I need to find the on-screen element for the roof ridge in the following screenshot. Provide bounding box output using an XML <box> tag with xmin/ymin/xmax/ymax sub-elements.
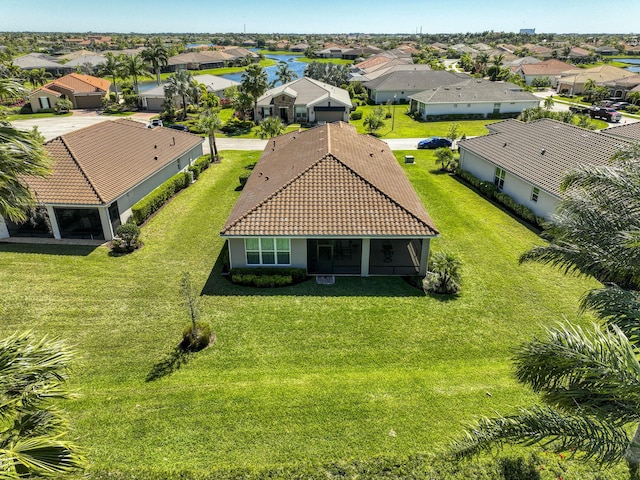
<box><xmin>59</xmin><ymin>135</ymin><xmax>105</xmax><ymax>203</ymax></box>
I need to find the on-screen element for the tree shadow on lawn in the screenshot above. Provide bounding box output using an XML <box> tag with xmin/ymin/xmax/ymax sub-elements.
<box><xmin>0</xmin><ymin>242</ymin><xmax>99</xmax><ymax>257</ymax></box>
<box><xmin>146</xmin><ymin>346</ymin><xmax>193</xmax><ymax>382</ymax></box>
<box><xmin>200</xmin><ymin>243</ymin><xmax>427</xmax><ymax>298</ymax></box>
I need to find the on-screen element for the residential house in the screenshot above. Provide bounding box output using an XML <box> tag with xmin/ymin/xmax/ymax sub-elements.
<box><xmin>0</xmin><ymin>119</ymin><xmax>203</xmax><ymax>241</ymax></box>
<box><xmin>342</xmin><ymin>46</ymin><xmax>383</xmax><ymax>60</ymax></box>
<box><xmin>166</xmin><ymin>51</ymin><xmax>232</xmax><ymax>71</ymax></box>
<box><xmin>567</xmin><ymin>47</ymin><xmax>592</xmax><ymax>62</ymax></box>
<box><xmin>458</xmin><ymin>119</ymin><xmax>633</xmax><ymax>219</ymax></box>
<box><xmin>64</xmin><ymin>54</ymin><xmax>108</xmax><ymax>73</ymax></box>
<box><xmin>220</xmin><ymin>122</ymin><xmax>439</xmax><ymax>276</ymax></box>
<box><xmin>409</xmin><ymin>79</ymin><xmax>540</xmax><ymax>120</ymax></box>
<box><xmin>140</xmin><ymin>74</ymin><xmax>240</xmax><ymax>111</ymax></box>
<box><xmin>12</xmin><ymin>53</ymin><xmax>68</xmax><ymax>75</ymax></box>
<box><xmin>603</xmin><ymin>74</ymin><xmax>640</xmax><ymax>100</ymax></box>
<box><xmin>525</xmin><ymin>44</ymin><xmax>554</xmax><ymax>59</ymax></box>
<box><xmin>255</xmin><ymin>77</ymin><xmax>352</xmax><ymax>124</ymax></box>
<box><xmin>558</xmin><ymin>65</ymin><xmax>637</xmax><ymax>95</ymax></box>
<box><xmin>315</xmin><ymin>44</ymin><xmax>350</xmax><ymax>58</ymax></box>
<box><xmin>595</xmin><ymin>45</ymin><xmax>619</xmax><ymax>56</ymax></box>
<box><xmin>29</xmin><ymin>73</ymin><xmax>111</xmax><ymax>112</ymax></box>
<box><xmin>362</xmin><ymin>69</ymin><xmax>468</xmax><ymax>104</ymax></box>
<box><xmin>516</xmin><ymin>59</ymin><xmax>574</xmax><ymax>87</ymax></box>
<box><xmin>603</xmin><ymin>122</ymin><xmax>640</xmax><ymax>142</ymax></box>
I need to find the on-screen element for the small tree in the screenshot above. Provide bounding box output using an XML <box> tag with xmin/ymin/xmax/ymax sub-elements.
<box><xmin>196</xmin><ymin>109</ymin><xmax>223</xmax><ymax>160</ymax></box>
<box><xmin>55</xmin><ymin>98</ymin><xmax>73</xmax><ymax>113</ymax></box>
<box><xmin>363</xmin><ymin>106</ymin><xmax>386</xmax><ymax>135</ymax></box>
<box><xmin>256</xmin><ymin>116</ymin><xmax>286</xmax><ymax>139</ymax></box>
<box><xmin>543</xmin><ymin>96</ymin><xmax>555</xmax><ymax>110</ymax></box>
<box><xmin>179</xmin><ymin>273</ymin><xmax>213</xmax><ymax>352</ymax></box>
<box><xmin>423</xmin><ymin>251</ymin><xmax>462</xmax><ymax>295</ymax></box>
<box><xmin>447</xmin><ymin>122</ymin><xmax>462</xmax><ymax>147</ymax></box>
<box><xmin>111</xmin><ymin>223</ymin><xmax>141</xmax><ymax>254</ymax></box>
<box><xmin>435</xmin><ymin>147</ymin><xmax>455</xmax><ymax>172</ymax></box>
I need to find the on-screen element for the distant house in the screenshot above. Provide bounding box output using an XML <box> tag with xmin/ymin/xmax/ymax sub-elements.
<box><xmin>140</xmin><ymin>74</ymin><xmax>240</xmax><ymax>111</ymax></box>
<box><xmin>341</xmin><ymin>46</ymin><xmax>383</xmax><ymax>60</ymax></box>
<box><xmin>603</xmin><ymin>122</ymin><xmax>640</xmax><ymax>142</ymax></box>
<box><xmin>408</xmin><ymin>79</ymin><xmax>539</xmax><ymax>120</ymax></box>
<box><xmin>63</xmin><ymin>54</ymin><xmax>108</xmax><ymax>72</ymax></box>
<box><xmin>516</xmin><ymin>59</ymin><xmax>574</xmax><ymax>87</ymax></box>
<box><xmin>0</xmin><ymin>119</ymin><xmax>203</xmax><ymax>241</ymax></box>
<box><xmin>29</xmin><ymin>73</ymin><xmax>111</xmax><ymax>112</ymax></box>
<box><xmin>12</xmin><ymin>53</ymin><xmax>68</xmax><ymax>75</ymax></box>
<box><xmin>314</xmin><ymin>44</ymin><xmax>350</xmax><ymax>58</ymax></box>
<box><xmin>558</xmin><ymin>65</ymin><xmax>637</xmax><ymax>95</ymax></box>
<box><xmin>167</xmin><ymin>51</ymin><xmax>232</xmax><ymax>71</ymax></box>
<box><xmin>221</xmin><ymin>122</ymin><xmax>439</xmax><ymax>276</ymax></box>
<box><xmin>595</xmin><ymin>45</ymin><xmax>619</xmax><ymax>56</ymax></box>
<box><xmin>458</xmin><ymin>119</ymin><xmax>634</xmax><ymax>219</ymax></box>
<box><xmin>256</xmin><ymin>77</ymin><xmax>352</xmax><ymax>124</ymax></box>
<box><xmin>362</xmin><ymin>69</ymin><xmax>468</xmax><ymax>104</ymax></box>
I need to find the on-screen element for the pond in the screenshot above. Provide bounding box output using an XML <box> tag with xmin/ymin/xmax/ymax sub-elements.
<box><xmin>611</xmin><ymin>58</ymin><xmax>640</xmax><ymax>73</ymax></box>
<box><xmin>221</xmin><ymin>54</ymin><xmax>307</xmax><ymax>86</ymax></box>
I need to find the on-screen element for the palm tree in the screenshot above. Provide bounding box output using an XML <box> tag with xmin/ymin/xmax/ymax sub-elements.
<box><xmin>256</xmin><ymin>116</ymin><xmax>286</xmax><ymax>139</ymax></box>
<box><xmin>273</xmin><ymin>61</ymin><xmax>297</xmax><ymax>87</ymax></box>
<box><xmin>166</xmin><ymin>69</ymin><xmax>195</xmax><ymax>120</ymax></box>
<box><xmin>196</xmin><ymin>109</ymin><xmax>222</xmax><ymax>160</ymax></box>
<box><xmin>0</xmin><ymin>331</ymin><xmax>85</xmax><ymax>477</ymax></box>
<box><xmin>475</xmin><ymin>52</ymin><xmax>490</xmax><ymax>76</ymax></box>
<box><xmin>543</xmin><ymin>95</ymin><xmax>555</xmax><ymax>110</ymax></box>
<box><xmin>120</xmin><ymin>54</ymin><xmax>150</xmax><ymax>96</ymax></box>
<box><xmin>453</xmin><ymin>323</ymin><xmax>640</xmax><ymax>479</ymax></box>
<box><xmin>142</xmin><ymin>39</ymin><xmax>169</xmax><ymax>86</ymax></box>
<box><xmin>0</xmin><ymin>79</ymin><xmax>52</xmax><ymax>223</ymax></box>
<box><xmin>27</xmin><ymin>68</ymin><xmax>51</xmax><ymax>88</ymax></box>
<box><xmin>240</xmin><ymin>64</ymin><xmax>268</xmax><ymax>122</ymax></box>
<box><xmin>99</xmin><ymin>52</ymin><xmax>123</xmax><ymax>101</ymax></box>
<box><xmin>627</xmin><ymin>91</ymin><xmax>640</xmax><ymax>106</ymax></box>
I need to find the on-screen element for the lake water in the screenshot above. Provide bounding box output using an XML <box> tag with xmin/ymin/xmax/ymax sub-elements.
<box><xmin>612</xmin><ymin>58</ymin><xmax>640</xmax><ymax>73</ymax></box>
<box><xmin>137</xmin><ymin>54</ymin><xmax>307</xmax><ymax>93</ymax></box>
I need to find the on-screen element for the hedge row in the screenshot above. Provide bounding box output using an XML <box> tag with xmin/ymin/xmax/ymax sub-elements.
<box><xmin>131</xmin><ymin>171</ymin><xmax>192</xmax><ymax>225</ymax></box>
<box><xmin>229</xmin><ymin>267</ymin><xmax>309</xmax><ymax>287</ymax></box>
<box><xmin>187</xmin><ymin>154</ymin><xmax>213</xmax><ymax>180</ymax></box>
<box><xmin>456</xmin><ymin>168</ymin><xmax>545</xmax><ymax>228</ymax></box>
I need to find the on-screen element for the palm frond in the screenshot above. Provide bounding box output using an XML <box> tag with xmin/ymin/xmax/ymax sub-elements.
<box><xmin>451</xmin><ymin>405</ymin><xmax>630</xmax><ymax>463</ymax></box>
<box><xmin>513</xmin><ymin>323</ymin><xmax>640</xmax><ymax>421</ymax></box>
<box><xmin>1</xmin><ymin>436</ymin><xmax>85</xmax><ymax>477</ymax></box>
<box><xmin>581</xmin><ymin>286</ymin><xmax>640</xmax><ymax>344</ymax></box>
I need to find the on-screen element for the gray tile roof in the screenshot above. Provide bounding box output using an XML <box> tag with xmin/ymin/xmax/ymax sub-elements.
<box><xmin>257</xmin><ymin>77</ymin><xmax>351</xmax><ymax>108</ymax></box>
<box><xmin>409</xmin><ymin>79</ymin><xmax>539</xmax><ymax>104</ymax></box>
<box><xmin>603</xmin><ymin>122</ymin><xmax>640</xmax><ymax>142</ymax></box>
<box><xmin>363</xmin><ymin>70</ymin><xmax>468</xmax><ymax>92</ymax></box>
<box><xmin>460</xmin><ymin>119</ymin><xmax>634</xmax><ymax>198</ymax></box>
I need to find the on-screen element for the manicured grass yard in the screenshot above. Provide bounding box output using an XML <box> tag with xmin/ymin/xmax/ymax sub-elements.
<box><xmin>0</xmin><ymin>150</ymin><xmax>605</xmax><ymax>477</ymax></box>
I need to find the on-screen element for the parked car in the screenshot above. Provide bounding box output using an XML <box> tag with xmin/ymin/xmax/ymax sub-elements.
<box><xmin>166</xmin><ymin>124</ymin><xmax>189</xmax><ymax>132</ymax></box>
<box><xmin>612</xmin><ymin>102</ymin><xmax>630</xmax><ymax>110</ymax></box>
<box><xmin>147</xmin><ymin>119</ymin><xmax>163</xmax><ymax>128</ymax></box>
<box><xmin>417</xmin><ymin>137</ymin><xmax>452</xmax><ymax>149</ymax></box>
<box><xmin>569</xmin><ymin>105</ymin><xmax>593</xmax><ymax>115</ymax></box>
<box><xmin>590</xmin><ymin>107</ymin><xmax>622</xmax><ymax>123</ymax></box>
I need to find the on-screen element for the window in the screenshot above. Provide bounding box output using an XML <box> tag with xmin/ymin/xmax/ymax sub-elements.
<box><xmin>493</xmin><ymin>103</ymin><xmax>501</xmax><ymax>114</ymax></box>
<box><xmin>453</xmin><ymin>103</ymin><xmax>458</xmax><ymax>108</ymax></box>
<box><xmin>466</xmin><ymin>103</ymin><xmax>471</xmax><ymax>108</ymax></box>
<box><xmin>494</xmin><ymin>167</ymin><xmax>506</xmax><ymax>189</ymax></box>
<box><xmin>245</xmin><ymin>238</ymin><xmax>290</xmax><ymax>265</ymax></box>
<box><xmin>531</xmin><ymin>186</ymin><xmax>540</xmax><ymax>202</ymax></box>
<box><xmin>295</xmin><ymin>106</ymin><xmax>307</xmax><ymax>120</ymax></box>
<box><xmin>39</xmin><ymin>97</ymin><xmax>50</xmax><ymax>109</ymax></box>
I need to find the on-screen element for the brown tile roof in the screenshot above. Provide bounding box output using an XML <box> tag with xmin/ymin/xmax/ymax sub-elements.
<box><xmin>460</xmin><ymin>119</ymin><xmax>634</xmax><ymax>198</ymax></box>
<box><xmin>28</xmin><ymin>119</ymin><xmax>203</xmax><ymax>205</ymax></box>
<box><xmin>520</xmin><ymin>59</ymin><xmax>574</xmax><ymax>75</ymax></box>
<box><xmin>43</xmin><ymin>73</ymin><xmax>111</xmax><ymax>94</ymax></box>
<box><xmin>221</xmin><ymin>123</ymin><xmax>438</xmax><ymax>237</ymax></box>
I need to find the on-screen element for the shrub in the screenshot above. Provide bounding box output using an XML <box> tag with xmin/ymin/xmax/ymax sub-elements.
<box><xmin>350</xmin><ymin>110</ymin><xmax>362</xmax><ymax>120</ymax></box>
<box><xmin>423</xmin><ymin>251</ymin><xmax>462</xmax><ymax>295</ymax></box>
<box><xmin>229</xmin><ymin>268</ymin><xmax>308</xmax><ymax>287</ymax></box>
<box><xmin>188</xmin><ymin>164</ymin><xmax>201</xmax><ymax>180</ymax></box>
<box><xmin>193</xmin><ymin>154</ymin><xmax>212</xmax><ymax>172</ymax></box>
<box><xmin>180</xmin><ymin>321</ymin><xmax>213</xmax><ymax>352</ymax></box>
<box><xmin>238</xmin><ymin>172</ymin><xmax>250</xmax><ymax>188</ymax></box>
<box><xmin>221</xmin><ymin>117</ymin><xmax>254</xmax><ymax>135</ymax></box>
<box><xmin>131</xmin><ymin>171</ymin><xmax>191</xmax><ymax>225</ymax></box>
<box><xmin>54</xmin><ymin>98</ymin><xmax>73</xmax><ymax>113</ymax></box>
<box><xmin>111</xmin><ymin>223</ymin><xmax>141</xmax><ymax>254</ymax></box>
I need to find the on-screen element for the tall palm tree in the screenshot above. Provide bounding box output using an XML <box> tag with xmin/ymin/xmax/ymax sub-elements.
<box><xmin>240</xmin><ymin>64</ymin><xmax>268</xmax><ymax>122</ymax></box>
<box><xmin>0</xmin><ymin>79</ymin><xmax>52</xmax><ymax>223</ymax></box>
<box><xmin>120</xmin><ymin>53</ymin><xmax>150</xmax><ymax>96</ymax></box>
<box><xmin>166</xmin><ymin>69</ymin><xmax>195</xmax><ymax>120</ymax></box>
<box><xmin>0</xmin><ymin>331</ymin><xmax>85</xmax><ymax>478</ymax></box>
<box><xmin>142</xmin><ymin>39</ymin><xmax>169</xmax><ymax>86</ymax></box>
<box><xmin>99</xmin><ymin>52</ymin><xmax>123</xmax><ymax>101</ymax></box>
<box><xmin>196</xmin><ymin>109</ymin><xmax>222</xmax><ymax>160</ymax></box>
<box><xmin>273</xmin><ymin>61</ymin><xmax>297</xmax><ymax>87</ymax></box>
<box><xmin>453</xmin><ymin>323</ymin><xmax>640</xmax><ymax>479</ymax></box>
<box><xmin>475</xmin><ymin>52</ymin><xmax>490</xmax><ymax>76</ymax></box>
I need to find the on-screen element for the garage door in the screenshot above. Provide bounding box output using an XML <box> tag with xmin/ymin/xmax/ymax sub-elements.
<box><xmin>315</xmin><ymin>108</ymin><xmax>345</xmax><ymax>123</ymax></box>
<box><xmin>75</xmin><ymin>95</ymin><xmax>102</xmax><ymax>109</ymax></box>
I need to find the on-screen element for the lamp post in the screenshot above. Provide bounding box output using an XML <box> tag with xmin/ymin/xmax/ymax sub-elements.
<box><xmin>392</xmin><ymin>93</ymin><xmax>397</xmax><ymax>130</ymax></box>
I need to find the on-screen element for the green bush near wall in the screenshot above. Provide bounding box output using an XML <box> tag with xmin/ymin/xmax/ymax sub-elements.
<box><xmin>131</xmin><ymin>171</ymin><xmax>192</xmax><ymax>225</ymax></box>
<box><xmin>229</xmin><ymin>267</ymin><xmax>309</xmax><ymax>287</ymax></box>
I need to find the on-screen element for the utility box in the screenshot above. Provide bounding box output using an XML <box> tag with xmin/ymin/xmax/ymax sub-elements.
<box><xmin>404</xmin><ymin>155</ymin><xmax>415</xmax><ymax>164</ymax></box>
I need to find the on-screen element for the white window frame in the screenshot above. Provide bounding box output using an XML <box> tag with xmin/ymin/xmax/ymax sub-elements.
<box><xmin>531</xmin><ymin>186</ymin><xmax>540</xmax><ymax>202</ymax></box>
<box><xmin>494</xmin><ymin>167</ymin><xmax>506</xmax><ymax>189</ymax></box>
<box><xmin>245</xmin><ymin>237</ymin><xmax>291</xmax><ymax>265</ymax></box>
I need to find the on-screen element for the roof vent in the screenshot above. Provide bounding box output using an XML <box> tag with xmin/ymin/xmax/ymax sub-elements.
<box><xmin>264</xmin><ymin>176</ymin><xmax>269</xmax><ymax>181</ymax></box>
<box><xmin>154</xmin><ymin>155</ymin><xmax>158</xmax><ymax>160</ymax></box>
<box><xmin>154</xmin><ymin>144</ymin><xmax>157</xmax><ymax>149</ymax></box>
<box><xmin>541</xmin><ymin>149</ymin><xmax>546</xmax><ymax>155</ymax></box>
<box><xmin>503</xmin><ymin>142</ymin><xmax>507</xmax><ymax>147</ymax></box>
<box><xmin>369</xmin><ymin>153</ymin><xmax>374</xmax><ymax>157</ymax></box>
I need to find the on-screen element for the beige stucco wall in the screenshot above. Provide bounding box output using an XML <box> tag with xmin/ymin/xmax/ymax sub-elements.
<box><xmin>29</xmin><ymin>91</ymin><xmax>60</xmax><ymax>112</ymax></box>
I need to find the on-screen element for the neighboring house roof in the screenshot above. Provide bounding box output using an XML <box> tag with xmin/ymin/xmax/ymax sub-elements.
<box><xmin>57</xmin><ymin>49</ymin><xmax>96</xmax><ymax>61</ymax></box>
<box><xmin>257</xmin><ymin>77</ymin><xmax>352</xmax><ymax>108</ymax></box>
<box><xmin>64</xmin><ymin>55</ymin><xmax>108</xmax><ymax>68</ymax></box>
<box><xmin>221</xmin><ymin>122</ymin><xmax>438</xmax><ymax>237</ymax></box>
<box><xmin>12</xmin><ymin>53</ymin><xmax>63</xmax><ymax>70</ymax></box>
<box><xmin>409</xmin><ymin>79</ymin><xmax>539</xmax><ymax>104</ymax></box>
<box><xmin>603</xmin><ymin>122</ymin><xmax>640</xmax><ymax>142</ymax></box>
<box><xmin>568</xmin><ymin>47</ymin><xmax>591</xmax><ymax>57</ymax></box>
<box><xmin>27</xmin><ymin>119</ymin><xmax>203</xmax><ymax>205</ymax></box>
<box><xmin>142</xmin><ymin>73</ymin><xmax>240</xmax><ymax>98</ymax></box>
<box><xmin>519</xmin><ymin>59</ymin><xmax>574</xmax><ymax>76</ymax></box>
<box><xmin>504</xmin><ymin>56</ymin><xmax>541</xmax><ymax>67</ymax></box>
<box><xmin>450</xmin><ymin>44</ymin><xmax>478</xmax><ymax>54</ymax></box>
<box><xmin>39</xmin><ymin>73</ymin><xmax>111</xmax><ymax>94</ymax></box>
<box><xmin>363</xmin><ymin>69</ymin><xmax>468</xmax><ymax>92</ymax></box>
<box><xmin>168</xmin><ymin>51</ymin><xmax>229</xmax><ymax>66</ymax></box>
<box><xmin>603</xmin><ymin>74</ymin><xmax>640</xmax><ymax>88</ymax></box>
<box><xmin>560</xmin><ymin>65</ymin><xmax>634</xmax><ymax>84</ymax></box>
<box><xmin>31</xmin><ymin>86</ymin><xmax>62</xmax><ymax>97</ymax></box>
<box><xmin>459</xmin><ymin>118</ymin><xmax>634</xmax><ymax>198</ymax></box>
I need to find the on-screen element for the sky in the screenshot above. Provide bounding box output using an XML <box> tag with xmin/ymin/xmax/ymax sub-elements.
<box><xmin>1</xmin><ymin>0</ymin><xmax>639</xmax><ymax>35</ymax></box>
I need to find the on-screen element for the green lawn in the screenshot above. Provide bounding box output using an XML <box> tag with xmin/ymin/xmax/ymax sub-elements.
<box><xmin>7</xmin><ymin>111</ymin><xmax>72</xmax><ymax>121</ymax></box>
<box><xmin>0</xmin><ymin>150</ymin><xmax>606</xmax><ymax>477</ymax></box>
